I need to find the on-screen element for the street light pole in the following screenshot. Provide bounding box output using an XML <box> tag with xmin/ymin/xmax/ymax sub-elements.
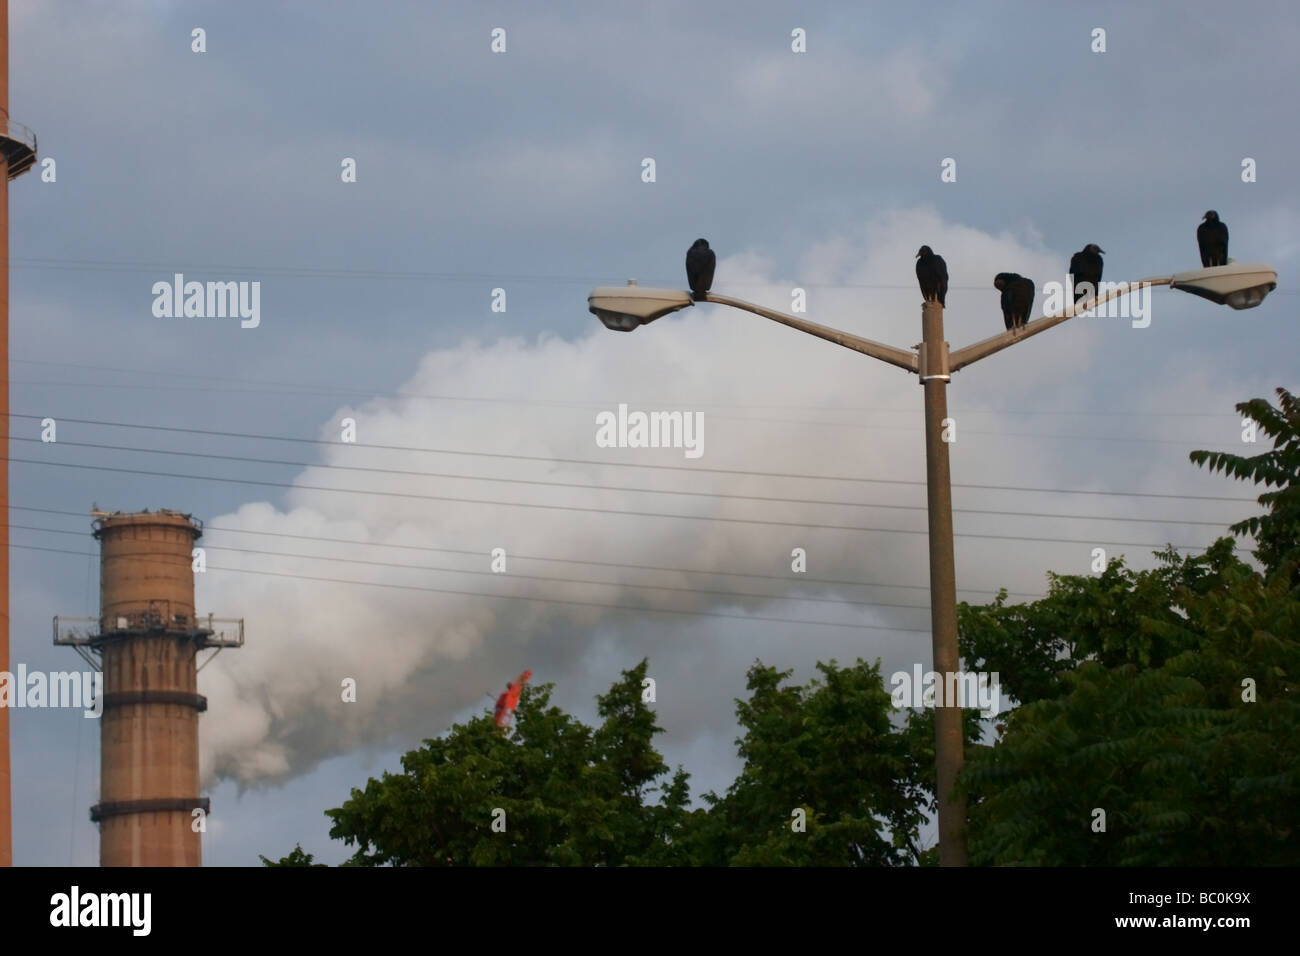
<box><xmin>920</xmin><ymin>301</ymin><xmax>966</xmax><ymax>866</ymax></box>
<box><xmin>589</xmin><ymin>257</ymin><xmax>1277</xmax><ymax>867</ymax></box>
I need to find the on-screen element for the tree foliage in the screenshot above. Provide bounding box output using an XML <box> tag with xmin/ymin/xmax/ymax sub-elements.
<box><xmin>958</xmin><ymin>387</ymin><xmax>1300</xmax><ymax>865</ymax></box>
<box><xmin>683</xmin><ymin>659</ymin><xmax>934</xmax><ymax>866</ymax></box>
<box><xmin>322</xmin><ymin>660</ymin><xmax>690</xmax><ymax>866</ymax></box>
<box><xmin>960</xmin><ymin>542</ymin><xmax>1299</xmax><ymax>864</ymax></box>
<box><xmin>286</xmin><ymin>657</ymin><xmax>943</xmax><ymax>866</ymax></box>
<box><xmin>259</xmin><ymin>843</ymin><xmax>324</xmax><ymax>867</ymax></box>
<box><xmin>1189</xmin><ymin>386</ymin><xmax>1300</xmax><ymax>581</ymax></box>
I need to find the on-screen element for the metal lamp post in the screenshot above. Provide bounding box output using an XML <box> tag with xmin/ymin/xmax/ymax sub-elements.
<box><xmin>588</xmin><ymin>258</ymin><xmax>1278</xmax><ymax>866</ymax></box>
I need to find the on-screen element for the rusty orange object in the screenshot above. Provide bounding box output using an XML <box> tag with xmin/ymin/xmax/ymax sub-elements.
<box><xmin>493</xmin><ymin>670</ymin><xmax>532</xmax><ymax>727</ymax></box>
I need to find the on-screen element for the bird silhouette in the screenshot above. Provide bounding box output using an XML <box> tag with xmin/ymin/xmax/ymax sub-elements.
<box><xmin>1069</xmin><ymin>244</ymin><xmax>1105</xmax><ymax>304</ymax></box>
<box><xmin>915</xmin><ymin>246</ymin><xmax>948</xmax><ymax>306</ymax></box>
<box><xmin>686</xmin><ymin>239</ymin><xmax>716</xmax><ymax>301</ymax></box>
<box><xmin>994</xmin><ymin>273</ymin><xmax>1035</xmax><ymax>330</ymax></box>
<box><xmin>1197</xmin><ymin>211</ymin><xmax>1229</xmax><ymax>267</ymax></box>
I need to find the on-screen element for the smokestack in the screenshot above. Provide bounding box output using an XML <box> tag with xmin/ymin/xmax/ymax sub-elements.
<box><xmin>55</xmin><ymin>510</ymin><xmax>244</xmax><ymax>866</ymax></box>
<box><xmin>0</xmin><ymin>0</ymin><xmax>38</xmax><ymax>868</ymax></box>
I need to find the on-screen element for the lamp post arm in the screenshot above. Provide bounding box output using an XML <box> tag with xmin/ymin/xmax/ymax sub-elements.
<box><xmin>948</xmin><ymin>276</ymin><xmax>1172</xmax><ymax>372</ymax></box>
<box><xmin>702</xmin><ymin>292</ymin><xmax>919</xmax><ymax>373</ymax></box>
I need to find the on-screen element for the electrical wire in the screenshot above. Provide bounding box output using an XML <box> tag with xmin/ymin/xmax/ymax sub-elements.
<box><xmin>9</xmin><ymin>505</ymin><xmax>1046</xmax><ymax>599</ymax></box>
<box><xmin>19</xmin><ymin>543</ymin><xmax>933</xmax><ymax>634</ymax></box>
<box><xmin>8</xmin><ymin>412</ymin><xmax>1259</xmax><ymax>502</ymax></box>
<box><xmin>8</xmin><ymin>356</ymin><xmax>1248</xmax><ymax>419</ymax></box>
<box><xmin>11</xmin><ymin>255</ymin><xmax>1297</xmax><ymax>295</ymax></box>
<box><xmin>10</xmin><ymin>523</ymin><xmax>938</xmax><ymax>613</ymax></box>
<box><xmin>7</xmin><ymin>436</ymin><xmax>1241</xmax><ymax>528</ymax></box>
<box><xmin>11</xmin><ymin>378</ymin><xmax>1249</xmax><ymax>445</ymax></box>
<box><xmin>8</xmin><ymin>456</ymin><xmax>1221</xmax><ymax>550</ymax></box>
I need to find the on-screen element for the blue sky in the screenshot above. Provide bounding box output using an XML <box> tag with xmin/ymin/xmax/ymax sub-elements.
<box><xmin>6</xmin><ymin>0</ymin><xmax>1297</xmax><ymax>865</ymax></box>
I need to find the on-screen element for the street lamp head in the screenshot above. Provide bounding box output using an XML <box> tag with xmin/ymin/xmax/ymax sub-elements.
<box><xmin>1169</xmin><ymin>261</ymin><xmax>1278</xmax><ymax>310</ymax></box>
<box><xmin>593</xmin><ymin>310</ymin><xmax>645</xmax><ymax>332</ymax></box>
<box><xmin>1225</xmin><ymin>286</ymin><xmax>1271</xmax><ymax>310</ymax></box>
<box><xmin>588</xmin><ymin>283</ymin><xmax>694</xmax><ymax>331</ymax></box>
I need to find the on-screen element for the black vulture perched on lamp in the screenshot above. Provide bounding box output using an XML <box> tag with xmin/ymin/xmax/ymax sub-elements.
<box><xmin>1069</xmin><ymin>244</ymin><xmax>1105</xmax><ymax>304</ymax></box>
<box><xmin>686</xmin><ymin>239</ymin><xmax>716</xmax><ymax>301</ymax></box>
<box><xmin>1198</xmin><ymin>211</ymin><xmax>1229</xmax><ymax>267</ymax></box>
<box><xmin>994</xmin><ymin>273</ymin><xmax>1035</xmax><ymax>330</ymax></box>
<box><xmin>915</xmin><ymin>246</ymin><xmax>948</xmax><ymax>306</ymax></box>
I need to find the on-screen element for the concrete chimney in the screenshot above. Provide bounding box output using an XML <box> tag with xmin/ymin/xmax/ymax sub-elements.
<box><xmin>55</xmin><ymin>509</ymin><xmax>243</xmax><ymax>866</ymax></box>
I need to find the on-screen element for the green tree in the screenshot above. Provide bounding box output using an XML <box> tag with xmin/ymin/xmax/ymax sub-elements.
<box><xmin>259</xmin><ymin>843</ymin><xmax>324</xmax><ymax>866</ymax></box>
<box><xmin>1190</xmin><ymin>386</ymin><xmax>1300</xmax><ymax>581</ymax></box>
<box><xmin>322</xmin><ymin>660</ymin><xmax>690</xmax><ymax>866</ymax></box>
<box><xmin>685</xmin><ymin>659</ymin><xmax>937</xmax><ymax>866</ymax></box>
<box><xmin>961</xmin><ymin>543</ymin><xmax>1299</xmax><ymax>865</ymax></box>
<box><xmin>957</xmin><ymin>387</ymin><xmax>1300</xmax><ymax>865</ymax></box>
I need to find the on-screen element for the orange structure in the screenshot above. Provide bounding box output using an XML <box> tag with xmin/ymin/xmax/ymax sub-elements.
<box><xmin>0</xmin><ymin>0</ymin><xmax>38</xmax><ymax>868</ymax></box>
<box><xmin>55</xmin><ymin>510</ymin><xmax>243</xmax><ymax>866</ymax></box>
<box><xmin>493</xmin><ymin>669</ymin><xmax>532</xmax><ymax>728</ymax></box>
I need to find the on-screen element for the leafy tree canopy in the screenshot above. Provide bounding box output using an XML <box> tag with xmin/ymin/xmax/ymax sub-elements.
<box><xmin>323</xmin><ymin>660</ymin><xmax>690</xmax><ymax>866</ymax></box>
<box><xmin>958</xmin><ymin>386</ymin><xmax>1300</xmax><ymax>865</ymax></box>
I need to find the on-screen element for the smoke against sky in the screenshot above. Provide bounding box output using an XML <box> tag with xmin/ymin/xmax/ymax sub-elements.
<box><xmin>195</xmin><ymin>209</ymin><xmax>1256</xmax><ymax>789</ymax></box>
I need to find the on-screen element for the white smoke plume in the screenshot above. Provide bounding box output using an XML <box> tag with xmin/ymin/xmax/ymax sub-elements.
<box><xmin>195</xmin><ymin>209</ymin><xmax>1223</xmax><ymax>786</ymax></box>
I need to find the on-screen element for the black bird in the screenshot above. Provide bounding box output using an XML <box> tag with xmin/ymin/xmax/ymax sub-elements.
<box><xmin>994</xmin><ymin>273</ymin><xmax>1035</xmax><ymax>330</ymax></box>
<box><xmin>1197</xmin><ymin>211</ymin><xmax>1229</xmax><ymax>267</ymax></box>
<box><xmin>1069</xmin><ymin>244</ymin><xmax>1105</xmax><ymax>304</ymax></box>
<box><xmin>686</xmin><ymin>239</ymin><xmax>716</xmax><ymax>301</ymax></box>
<box><xmin>915</xmin><ymin>245</ymin><xmax>948</xmax><ymax>306</ymax></box>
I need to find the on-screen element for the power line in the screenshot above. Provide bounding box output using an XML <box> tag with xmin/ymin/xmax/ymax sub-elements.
<box><xmin>7</xmin><ymin>436</ymin><xmax>1239</xmax><ymax>528</ymax></box>
<box><xmin>10</xmin><ymin>505</ymin><xmax>1044</xmax><ymax>599</ymax></box>
<box><xmin>9</xmin><ymin>412</ymin><xmax>1258</xmax><ymax>503</ymax></box>
<box><xmin>10</xmin><ymin>523</ymin><xmax>935</xmax><ymax>613</ymax></box>
<box><xmin>11</xmin><ymin>381</ymin><xmax>1242</xmax><ymax>445</ymax></box>
<box><xmin>16</xmin><ymin>543</ymin><xmax>932</xmax><ymax>634</ymax></box>
<box><xmin>8</xmin><ymin>357</ymin><xmax>1246</xmax><ymax>419</ymax></box>
<box><xmin>6</xmin><ymin>361</ymin><xmax>1245</xmax><ymax>438</ymax></box>
<box><xmin>8</xmin><ymin>456</ymin><xmax>1220</xmax><ymax>550</ymax></box>
<box><xmin>13</xmin><ymin>377</ymin><xmax>1247</xmax><ymax>444</ymax></box>
<box><xmin>11</xmin><ymin>255</ymin><xmax>1298</xmax><ymax>295</ymax></box>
